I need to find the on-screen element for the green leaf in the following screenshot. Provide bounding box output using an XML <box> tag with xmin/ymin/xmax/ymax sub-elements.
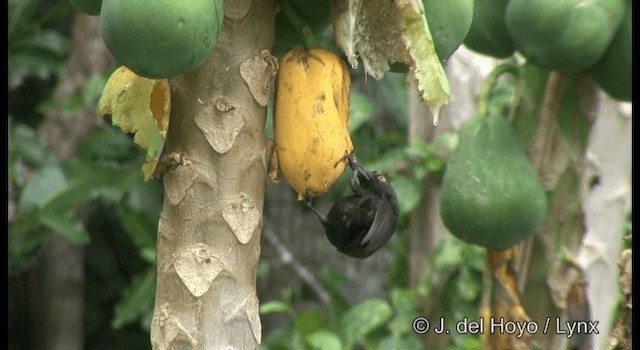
<box><xmin>456</xmin><ymin>267</ymin><xmax>481</xmax><ymax>302</ymax></box>
<box><xmin>8</xmin><ymin>41</ymin><xmax>64</xmax><ymax>89</ymax></box>
<box><xmin>37</xmin><ymin>91</ymin><xmax>84</xmax><ymax>118</ymax></box>
<box><xmin>77</xmin><ymin>126</ymin><xmax>138</xmax><ymax>163</ymax></box>
<box><xmin>365</xmin><ymin>148</ymin><xmax>406</xmax><ymax>174</ymax></box>
<box><xmin>83</xmin><ymin>73</ymin><xmax>108</xmax><ymax>106</ymax></box>
<box><xmin>39</xmin><ymin>174</ymin><xmax>107</xmax><ymax>213</ymax></box>
<box><xmin>9</xmin><ymin>123</ymin><xmax>57</xmax><ymax>169</ymax></box>
<box><xmin>62</xmin><ymin>159</ymin><xmax>138</xmax><ymax>204</ymax></box>
<box><xmin>18</xmin><ymin>165</ymin><xmax>68</xmax><ymax>212</ymax></box>
<box><xmin>375</xmin><ymin>72</ymin><xmax>409</xmax><ymax>128</ymax></box>
<box><xmin>339</xmin><ymin>298</ymin><xmax>393</xmax><ymax>349</ymax></box>
<box><xmin>139</xmin><ymin>247</ymin><xmax>157</xmax><ymax>264</ymax></box>
<box><xmin>111</xmin><ymin>268</ymin><xmax>156</xmax><ymax>329</ymax></box>
<box><xmin>9</xmin><ymin>212</ymin><xmax>50</xmax><ymax>269</ymax></box>
<box><xmin>22</xmin><ymin>158</ymin><xmax>132</xmax><ymax>216</ymax></box>
<box><xmin>405</xmin><ymin>135</ymin><xmax>453</xmax><ymax>175</ymax></box>
<box><xmin>115</xmin><ymin>205</ymin><xmax>157</xmax><ymax>249</ymax></box>
<box><xmin>376</xmin><ymin>334</ymin><xmax>423</xmax><ymax>350</ymax></box>
<box><xmin>21</xmin><ymin>29</ymin><xmax>69</xmax><ymax>56</ymax></box>
<box><xmin>306</xmin><ymin>330</ymin><xmax>343</xmax><ymax>350</ymax></box>
<box><xmin>124</xmin><ymin>181</ymin><xmax>164</xmax><ymax>214</ymax></box>
<box><xmin>294</xmin><ymin>309</ymin><xmax>328</xmax><ymax>337</ymax></box>
<box><xmin>415</xmin><ymin>236</ymin><xmax>485</xmax><ymax>299</ymax></box>
<box><xmin>317</xmin><ymin>268</ymin><xmax>350</xmax><ymax>314</ymax></box>
<box><xmin>9</xmin><ymin>28</ymin><xmax>69</xmax><ymax>89</ymax></box>
<box><xmin>8</xmin><ymin>211</ymin><xmax>40</xmax><ymax>237</ymax></box>
<box><xmin>349</xmin><ymin>91</ymin><xmax>375</xmax><ymax>133</ymax></box>
<box><xmin>139</xmin><ymin>308</ymin><xmax>154</xmax><ymax>332</ymax></box>
<box><xmin>37</xmin><ymin>210</ymin><xmax>90</xmax><ymax>245</ymax></box>
<box><xmin>432</xmin><ymin>235</ymin><xmax>466</xmax><ymax>269</ymax></box>
<box><xmin>257</xmin><ymin>261</ymin><xmax>271</xmax><ymax>278</ymax></box>
<box><xmin>259</xmin><ymin>301</ymin><xmax>292</xmax><ymax>315</ymax></box>
<box><xmin>451</xmin><ymin>334</ymin><xmax>482</xmax><ymax>349</ymax></box>
<box><xmin>261</xmin><ymin>323</ymin><xmax>305</xmax><ymax>350</ymax></box>
<box><xmin>390</xmin><ymin>176</ymin><xmax>422</xmax><ymax>215</ymax></box>
<box><xmin>387</xmin><ymin>289</ymin><xmax>418</xmax><ymax>336</ymax></box>
<box><xmin>9</xmin><ymin>52</ymin><xmax>64</xmax><ymax>88</ymax></box>
<box><xmin>8</xmin><ymin>0</ymin><xmax>38</xmax><ymax>36</ymax></box>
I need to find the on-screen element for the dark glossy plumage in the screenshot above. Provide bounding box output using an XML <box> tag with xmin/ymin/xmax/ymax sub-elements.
<box><xmin>305</xmin><ymin>155</ymin><xmax>399</xmax><ymax>258</ymax></box>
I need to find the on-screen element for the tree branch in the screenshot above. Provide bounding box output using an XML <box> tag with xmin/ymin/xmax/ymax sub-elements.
<box><xmin>262</xmin><ymin>227</ymin><xmax>331</xmax><ymax>306</ymax></box>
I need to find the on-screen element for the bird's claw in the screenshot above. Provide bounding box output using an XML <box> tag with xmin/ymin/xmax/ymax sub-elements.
<box><xmin>349</xmin><ymin>173</ymin><xmax>361</xmax><ymax>192</ymax></box>
<box><xmin>303</xmin><ymin>190</ymin><xmax>315</xmax><ymax>208</ymax></box>
<box><xmin>346</xmin><ymin>152</ymin><xmax>359</xmax><ymax>170</ymax></box>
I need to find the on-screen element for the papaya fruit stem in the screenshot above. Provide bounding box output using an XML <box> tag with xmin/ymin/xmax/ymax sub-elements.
<box><xmin>480</xmin><ymin>255</ymin><xmax>492</xmax><ymax>349</ymax></box>
<box><xmin>277</xmin><ymin>0</ymin><xmax>320</xmax><ymax>49</ymax></box>
<box><xmin>516</xmin><ymin>71</ymin><xmax>565</xmax><ymax>290</ymax></box>
<box><xmin>477</xmin><ymin>62</ymin><xmax>521</xmax><ymax>117</ymax></box>
<box><xmin>529</xmin><ymin>71</ymin><xmax>565</xmax><ymax>171</ymax></box>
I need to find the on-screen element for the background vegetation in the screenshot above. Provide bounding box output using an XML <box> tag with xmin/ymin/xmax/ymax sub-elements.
<box><xmin>9</xmin><ymin>1</ymin><xmax>630</xmax><ymax>349</ymax></box>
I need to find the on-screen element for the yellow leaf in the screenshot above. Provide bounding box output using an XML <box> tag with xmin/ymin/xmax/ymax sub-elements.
<box><xmin>98</xmin><ymin>66</ymin><xmax>170</xmax><ymax>180</ymax></box>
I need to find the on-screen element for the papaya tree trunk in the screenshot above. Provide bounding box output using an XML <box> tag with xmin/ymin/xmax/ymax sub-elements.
<box><xmin>407</xmin><ymin>83</ymin><xmax>449</xmax><ymax>350</ymax></box>
<box><xmin>150</xmin><ymin>1</ymin><xmax>276</xmax><ymax>349</ymax></box>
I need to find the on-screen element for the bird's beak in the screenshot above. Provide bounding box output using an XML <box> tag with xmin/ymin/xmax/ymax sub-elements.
<box><xmin>347</xmin><ymin>154</ymin><xmax>373</xmax><ymax>181</ymax></box>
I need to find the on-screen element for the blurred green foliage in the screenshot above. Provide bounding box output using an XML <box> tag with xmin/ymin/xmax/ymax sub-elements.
<box><xmin>9</xmin><ymin>1</ymin><xmax>159</xmax><ymax>349</ymax></box>
<box><xmin>9</xmin><ymin>1</ymin><xmax>488</xmax><ymax>349</ymax></box>
<box><xmin>259</xmin><ymin>234</ymin><xmax>485</xmax><ymax>350</ymax></box>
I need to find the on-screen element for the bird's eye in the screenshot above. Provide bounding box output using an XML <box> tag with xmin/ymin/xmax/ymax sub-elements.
<box><xmin>377</xmin><ymin>175</ymin><xmax>387</xmax><ymax>182</ymax></box>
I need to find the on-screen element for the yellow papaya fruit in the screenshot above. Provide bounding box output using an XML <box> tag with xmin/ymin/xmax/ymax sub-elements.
<box><xmin>274</xmin><ymin>48</ymin><xmax>354</xmax><ymax>200</ymax></box>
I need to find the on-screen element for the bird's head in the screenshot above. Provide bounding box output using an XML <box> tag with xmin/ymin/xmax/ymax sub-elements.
<box><xmin>353</xmin><ymin>169</ymin><xmax>399</xmax><ymax>216</ymax></box>
<box><xmin>347</xmin><ymin>153</ymin><xmax>399</xmax><ymax>215</ymax></box>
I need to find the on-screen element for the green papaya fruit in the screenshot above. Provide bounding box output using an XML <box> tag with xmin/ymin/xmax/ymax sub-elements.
<box><xmin>463</xmin><ymin>0</ymin><xmax>516</xmax><ymax>59</ymax></box>
<box><xmin>589</xmin><ymin>1</ymin><xmax>631</xmax><ymax>101</ymax></box>
<box><xmin>424</xmin><ymin>0</ymin><xmax>474</xmax><ymax>62</ymax></box>
<box><xmin>439</xmin><ymin>115</ymin><xmax>547</xmax><ymax>251</ymax></box>
<box><xmin>505</xmin><ymin>0</ymin><xmax>625</xmax><ymax>74</ymax></box>
<box><xmin>69</xmin><ymin>0</ymin><xmax>102</xmax><ymax>16</ymax></box>
<box><xmin>101</xmin><ymin>0</ymin><xmax>224</xmax><ymax>79</ymax></box>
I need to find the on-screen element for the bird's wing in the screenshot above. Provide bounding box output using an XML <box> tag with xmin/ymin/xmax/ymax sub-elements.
<box><xmin>360</xmin><ymin>199</ymin><xmax>397</xmax><ymax>250</ymax></box>
<box><xmin>339</xmin><ymin>198</ymin><xmax>396</xmax><ymax>259</ymax></box>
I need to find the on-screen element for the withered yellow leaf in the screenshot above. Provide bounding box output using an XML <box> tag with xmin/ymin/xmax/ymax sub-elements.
<box><xmin>98</xmin><ymin>66</ymin><xmax>170</xmax><ymax>180</ymax></box>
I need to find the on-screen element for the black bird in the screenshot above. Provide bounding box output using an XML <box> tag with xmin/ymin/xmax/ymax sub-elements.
<box><xmin>305</xmin><ymin>155</ymin><xmax>399</xmax><ymax>258</ymax></box>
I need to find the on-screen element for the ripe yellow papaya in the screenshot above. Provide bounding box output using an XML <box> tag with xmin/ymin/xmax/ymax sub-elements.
<box><xmin>274</xmin><ymin>48</ymin><xmax>354</xmax><ymax>200</ymax></box>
